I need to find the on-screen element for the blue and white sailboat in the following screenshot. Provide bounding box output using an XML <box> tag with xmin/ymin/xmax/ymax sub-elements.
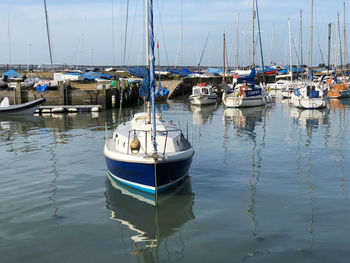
<box><xmin>104</xmin><ymin>0</ymin><xmax>194</xmax><ymax>195</ymax></box>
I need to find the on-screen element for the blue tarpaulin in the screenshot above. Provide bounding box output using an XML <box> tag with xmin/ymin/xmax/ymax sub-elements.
<box><xmin>65</xmin><ymin>72</ymin><xmax>113</xmax><ymax>81</ymax></box>
<box><xmin>2</xmin><ymin>69</ymin><xmax>21</xmax><ymax>78</ymax></box>
<box><xmin>166</xmin><ymin>67</ymin><xmax>195</xmax><ymax>77</ymax></box>
<box><xmin>237</xmin><ymin>69</ymin><xmax>255</xmax><ymax>85</ymax></box>
<box><xmin>204</xmin><ymin>68</ymin><xmax>223</xmax><ymax>75</ymax></box>
<box><xmin>256</xmin><ymin>66</ymin><xmax>274</xmax><ymax>73</ymax></box>
<box><xmin>36</xmin><ymin>85</ymin><xmax>48</xmax><ymax>91</ymax></box>
<box><xmin>84</xmin><ymin>71</ymin><xmax>113</xmax><ymax>79</ymax></box>
<box><xmin>139</xmin><ymin>74</ymin><xmax>150</xmax><ymax>99</ymax></box>
<box><xmin>278</xmin><ymin>66</ymin><xmax>305</xmax><ymax>74</ymax></box>
<box><xmin>128</xmin><ymin>67</ymin><xmax>148</xmax><ymax>78</ymax></box>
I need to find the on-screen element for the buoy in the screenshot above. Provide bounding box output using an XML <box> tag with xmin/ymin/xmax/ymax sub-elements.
<box><xmin>130</xmin><ymin>135</ymin><xmax>141</xmax><ymax>153</ymax></box>
<box><xmin>68</xmin><ymin>107</ymin><xmax>78</xmax><ymax>112</ymax></box>
<box><xmin>41</xmin><ymin>109</ymin><xmax>51</xmax><ymax>113</ymax></box>
<box><xmin>52</xmin><ymin>107</ymin><xmax>65</xmax><ymax>113</ymax></box>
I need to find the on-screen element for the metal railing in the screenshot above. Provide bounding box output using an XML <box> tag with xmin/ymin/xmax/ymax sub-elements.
<box><xmin>126</xmin><ymin>128</ymin><xmax>182</xmax><ymax>156</ymax></box>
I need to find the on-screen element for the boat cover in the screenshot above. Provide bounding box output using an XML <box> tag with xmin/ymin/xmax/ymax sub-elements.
<box><xmin>36</xmin><ymin>85</ymin><xmax>48</xmax><ymax>91</ymax></box>
<box><xmin>204</xmin><ymin>68</ymin><xmax>223</xmax><ymax>75</ymax></box>
<box><xmin>166</xmin><ymin>67</ymin><xmax>195</xmax><ymax>77</ymax></box>
<box><xmin>128</xmin><ymin>67</ymin><xmax>148</xmax><ymax>78</ymax></box>
<box><xmin>139</xmin><ymin>74</ymin><xmax>150</xmax><ymax>99</ymax></box>
<box><xmin>2</xmin><ymin>69</ymin><xmax>21</xmax><ymax>78</ymax></box>
<box><xmin>0</xmin><ymin>97</ymin><xmax>10</xmax><ymax>107</ymax></box>
<box><xmin>237</xmin><ymin>69</ymin><xmax>255</xmax><ymax>85</ymax></box>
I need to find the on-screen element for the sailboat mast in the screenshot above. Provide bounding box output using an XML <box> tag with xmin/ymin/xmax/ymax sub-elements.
<box><xmin>43</xmin><ymin>0</ymin><xmax>54</xmax><ymax>72</ymax></box>
<box><xmin>8</xmin><ymin>15</ymin><xmax>11</xmax><ymax>67</ymax></box>
<box><xmin>327</xmin><ymin>23</ymin><xmax>331</xmax><ymax>74</ymax></box>
<box><xmin>252</xmin><ymin>0</ymin><xmax>255</xmax><ymax>68</ymax></box>
<box><xmin>146</xmin><ymin>0</ymin><xmax>150</xmax><ymax>67</ymax></box>
<box><xmin>288</xmin><ymin>19</ymin><xmax>293</xmax><ymax>82</ymax></box>
<box><xmin>157</xmin><ymin>40</ymin><xmax>161</xmax><ymax>81</ymax></box>
<box><xmin>223</xmin><ymin>33</ymin><xmax>226</xmax><ymax>83</ymax></box>
<box><xmin>112</xmin><ymin>0</ymin><xmax>115</xmax><ymax>65</ymax></box>
<box><xmin>235</xmin><ymin>12</ymin><xmax>240</xmax><ymax>69</ymax></box>
<box><xmin>338</xmin><ymin>13</ymin><xmax>344</xmax><ymax>77</ymax></box>
<box><xmin>309</xmin><ymin>0</ymin><xmax>313</xmax><ymax>75</ymax></box>
<box><xmin>148</xmin><ymin>0</ymin><xmax>157</xmax><ymax>152</ymax></box>
<box><xmin>181</xmin><ymin>0</ymin><xmax>184</xmax><ymax>67</ymax></box>
<box><xmin>255</xmin><ymin>0</ymin><xmax>265</xmax><ymax>84</ymax></box>
<box><xmin>299</xmin><ymin>10</ymin><xmax>303</xmax><ymax>67</ymax></box>
<box><xmin>343</xmin><ymin>2</ymin><xmax>346</xmax><ymax>75</ymax></box>
<box><xmin>27</xmin><ymin>44</ymin><xmax>32</xmax><ymax>73</ymax></box>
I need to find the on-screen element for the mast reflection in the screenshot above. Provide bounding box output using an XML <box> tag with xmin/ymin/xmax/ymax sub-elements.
<box><xmin>290</xmin><ymin>108</ymin><xmax>329</xmax><ymax>248</ymax></box>
<box><xmin>223</xmin><ymin>106</ymin><xmax>269</xmax><ymax>240</ymax></box>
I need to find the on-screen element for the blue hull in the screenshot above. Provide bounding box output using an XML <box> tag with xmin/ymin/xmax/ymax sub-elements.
<box><xmin>340</xmin><ymin>90</ymin><xmax>350</xmax><ymax>98</ymax></box>
<box><xmin>105</xmin><ymin>156</ymin><xmax>193</xmax><ymax>194</ymax></box>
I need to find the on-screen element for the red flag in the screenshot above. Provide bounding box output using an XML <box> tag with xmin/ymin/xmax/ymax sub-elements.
<box><xmin>157</xmin><ymin>41</ymin><xmax>159</xmax><ymax>49</ymax></box>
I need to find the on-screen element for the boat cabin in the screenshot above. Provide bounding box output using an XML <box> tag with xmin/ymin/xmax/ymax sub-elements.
<box><xmin>192</xmin><ymin>83</ymin><xmax>213</xmax><ymax>96</ymax></box>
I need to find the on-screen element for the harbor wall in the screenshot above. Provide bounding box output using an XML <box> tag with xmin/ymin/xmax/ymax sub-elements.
<box><xmin>0</xmin><ymin>76</ymin><xmax>272</xmax><ymax>108</ymax></box>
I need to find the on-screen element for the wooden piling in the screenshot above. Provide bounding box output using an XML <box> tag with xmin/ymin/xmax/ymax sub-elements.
<box><xmin>59</xmin><ymin>81</ymin><xmax>65</xmax><ymax>105</ymax></box>
<box><xmin>15</xmin><ymin>82</ymin><xmax>22</xmax><ymax>104</ymax></box>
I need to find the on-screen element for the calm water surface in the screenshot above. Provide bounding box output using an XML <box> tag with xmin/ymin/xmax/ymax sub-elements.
<box><xmin>1</xmin><ymin>95</ymin><xmax>350</xmax><ymax>262</ymax></box>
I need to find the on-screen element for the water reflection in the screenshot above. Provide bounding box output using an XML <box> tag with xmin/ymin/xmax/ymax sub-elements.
<box><xmin>0</xmin><ymin>113</ymin><xmax>109</xmax><ymax>152</ymax></box>
<box><xmin>223</xmin><ymin>106</ymin><xmax>269</xmax><ymax>140</ymax></box>
<box><xmin>190</xmin><ymin>104</ymin><xmax>218</xmax><ymax>126</ymax></box>
<box><xmin>223</xmin><ymin>106</ymin><xmax>269</xmax><ymax>247</ymax></box>
<box><xmin>290</xmin><ymin>108</ymin><xmax>328</xmax><ymax>129</ymax></box>
<box><xmin>290</xmin><ymin>108</ymin><xmax>330</xmax><ymax>248</ymax></box>
<box><xmin>105</xmin><ymin>175</ymin><xmax>195</xmax><ymax>261</ymax></box>
<box><xmin>325</xmin><ymin>99</ymin><xmax>349</xmax><ymax>193</ymax></box>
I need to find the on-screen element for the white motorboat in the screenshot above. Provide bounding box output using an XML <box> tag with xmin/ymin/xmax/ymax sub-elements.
<box><xmin>0</xmin><ymin>97</ymin><xmax>46</xmax><ymax>115</ymax></box>
<box><xmin>189</xmin><ymin>83</ymin><xmax>217</xmax><ymax>106</ymax></box>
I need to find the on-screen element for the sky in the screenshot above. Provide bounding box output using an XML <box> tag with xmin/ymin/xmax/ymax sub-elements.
<box><xmin>0</xmin><ymin>0</ymin><xmax>348</xmax><ymax>67</ymax></box>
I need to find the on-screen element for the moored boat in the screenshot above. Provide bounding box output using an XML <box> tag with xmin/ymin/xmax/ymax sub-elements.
<box><xmin>104</xmin><ymin>112</ymin><xmax>194</xmax><ymax>194</ymax></box>
<box><xmin>222</xmin><ymin>69</ymin><xmax>268</xmax><ymax>108</ymax></box>
<box><xmin>327</xmin><ymin>83</ymin><xmax>350</xmax><ymax>99</ymax></box>
<box><xmin>0</xmin><ymin>97</ymin><xmax>46</xmax><ymax>115</ymax></box>
<box><xmin>291</xmin><ymin>81</ymin><xmax>328</xmax><ymax>109</ymax></box>
<box><xmin>104</xmin><ymin>0</ymin><xmax>194</xmax><ymax>195</ymax></box>
<box><xmin>189</xmin><ymin>83</ymin><xmax>217</xmax><ymax>106</ymax></box>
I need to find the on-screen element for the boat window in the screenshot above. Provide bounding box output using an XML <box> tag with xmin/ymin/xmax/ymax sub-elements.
<box><xmin>193</xmin><ymin>88</ymin><xmax>200</xmax><ymax>95</ymax></box>
<box><xmin>202</xmin><ymin>88</ymin><xmax>209</xmax><ymax>94</ymax></box>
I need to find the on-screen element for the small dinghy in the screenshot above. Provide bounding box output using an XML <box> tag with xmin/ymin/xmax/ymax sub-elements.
<box><xmin>0</xmin><ymin>97</ymin><xmax>46</xmax><ymax>115</ymax></box>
